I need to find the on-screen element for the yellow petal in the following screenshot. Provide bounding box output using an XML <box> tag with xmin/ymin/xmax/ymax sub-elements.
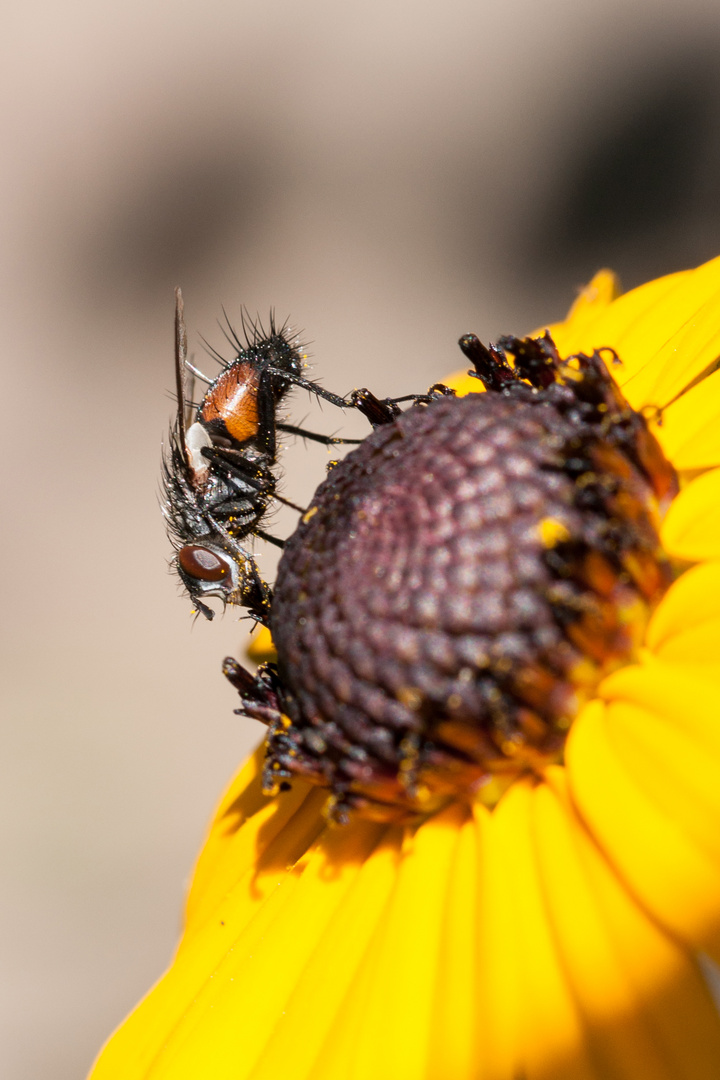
<box><xmin>602</xmin><ymin>696</ymin><xmax>720</xmax><ymax>865</ymax></box>
<box><xmin>598</xmin><ymin>662</ymin><xmax>720</xmax><ymax>888</ymax></box>
<box><xmin>308</xmin><ymin>803</ymin><xmax>469</xmax><ymax>1080</ymax></box>
<box><xmin>546</xmin><ymin>255</ymin><xmax>720</xmax><ymax>411</ymax></box>
<box><xmin>652</xmin><ymin>367</ymin><xmax>720</xmax><ymax>472</ymax></box>
<box><xmin>646</xmin><ymin>562</ymin><xmax>720</xmax><ymax>683</ymax></box>
<box><xmin>471</xmin><ymin>799</ymin><xmax>522</xmax><ymax>1079</ymax></box>
<box><xmin>246</xmin><ymin>626</ymin><xmax>277</xmax><ymax>663</ymax></box>
<box><xmin>599</xmin><ymin>661</ymin><xmax>720</xmax><ymax>759</ymax></box>
<box><xmin>483</xmin><ymin>780</ymin><xmax>595</xmax><ymax>1080</ymax></box>
<box><xmin>246</xmin><ymin>821</ymin><xmax>403</xmax><ymax>1080</ymax></box>
<box><xmin>184</xmin><ymin>750</ymin><xmax>327</xmax><ymax>937</ymax></box>
<box><xmin>558</xmin><ymin>269</ymin><xmax>622</xmax><ymax>333</ymax></box>
<box><xmin>545</xmin><ymin>268</ymin><xmax>687</xmax><ymax>357</ymax></box>
<box><xmin>646</xmin><ymin>561</ymin><xmax>720</xmax><ymax>649</ymax></box>
<box><xmin>566</xmin><ymin>690</ymin><xmax>720</xmax><ymax>960</ymax></box>
<box><xmin>651</xmin><ymin>621</ymin><xmax>720</xmax><ymax>682</ymax></box>
<box><xmin>92</xmin><ymin>806</ymin><xmax>394</xmax><ymax>1079</ymax></box>
<box><xmin>453</xmin><ymin>258</ymin><xmax>720</xmax><ymax>423</ymax></box>
<box><xmin>536</xmin><ymin>769</ymin><xmax>720</xmax><ymax>1079</ymax></box>
<box><xmin>441</xmin><ymin>370</ymin><xmax>485</xmax><ymax>395</ymax></box>
<box><xmin>661</xmin><ymin>467</ymin><xmax>720</xmax><ymax>561</ymax></box>
<box><xmin>426</xmin><ymin>810</ymin><xmax>479</xmax><ymax>1078</ymax></box>
<box><xmin>446</xmin><ymin>271</ymin><xmax>620</xmax><ymax>398</ymax></box>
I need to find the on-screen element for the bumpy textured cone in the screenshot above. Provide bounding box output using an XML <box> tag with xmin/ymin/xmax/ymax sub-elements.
<box><xmin>268</xmin><ymin>338</ymin><xmax>675</xmax><ymax>821</ymax></box>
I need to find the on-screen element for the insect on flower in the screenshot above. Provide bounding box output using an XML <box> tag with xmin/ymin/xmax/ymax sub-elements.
<box><xmin>162</xmin><ymin>289</ymin><xmax>440</xmax><ymax>622</ymax></box>
<box><xmin>91</xmin><ymin>258</ymin><xmax>720</xmax><ymax>1080</ymax></box>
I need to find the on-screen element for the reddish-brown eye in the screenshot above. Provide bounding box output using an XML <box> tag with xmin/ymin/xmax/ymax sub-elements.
<box><xmin>178</xmin><ymin>545</ymin><xmax>231</xmax><ymax>582</ymax></box>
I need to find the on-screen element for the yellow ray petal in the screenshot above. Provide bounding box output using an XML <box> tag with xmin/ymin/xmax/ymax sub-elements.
<box><xmin>536</xmin><ymin>769</ymin><xmax>720</xmax><ymax>1079</ymax></box>
<box><xmin>645</xmin><ymin>562</ymin><xmax>720</xmax><ymax>685</ymax></box>
<box><xmin>472</xmin><ymin>799</ymin><xmax>521</xmax><ymax>1079</ymax></box>
<box><xmin>602</xmin><ymin>696</ymin><xmax>720</xmax><ymax>865</ymax></box>
<box><xmin>661</xmin><ymin>467</ymin><xmax>720</xmax><ymax>562</ymax></box>
<box><xmin>646</xmin><ymin>561</ymin><xmax>720</xmax><ymax>649</ymax></box>
<box><xmin>441</xmin><ymin>370</ymin><xmax>484</xmax><ymax>395</ymax></box>
<box><xmin>426</xmin><ymin>810</ymin><xmax>479</xmax><ymax>1079</ymax></box>
<box><xmin>445</xmin><ymin>272</ymin><xmax>621</xmax><ymax>399</ymax></box>
<box><xmin>614</xmin><ymin>291</ymin><xmax>720</xmax><ymax>412</ymax></box>
<box><xmin>185</xmin><ymin>778</ymin><xmax>329</xmax><ymax>941</ymax></box>
<box><xmin>599</xmin><ymin>661</ymin><xmax>720</xmax><ymax>758</ymax></box>
<box><xmin>484</xmin><ymin>780</ymin><xmax>596</xmax><ymax>1080</ymax></box>
<box><xmin>93</xmin><ymin>810</ymin><xmax>395</xmax><ymax>1079</ymax></box>
<box><xmin>246</xmin><ymin>626</ymin><xmax>277</xmax><ymax>663</ymax></box>
<box><xmin>162</xmin><ymin>819</ymin><xmax>391</xmax><ymax>1080</ymax></box>
<box><xmin>652</xmin><ymin>367</ymin><xmax>720</xmax><ymax>472</ymax></box>
<box><xmin>246</xmin><ymin>823</ymin><xmax>404</xmax><ymax>1080</ymax></box>
<box><xmin>545</xmin><ymin>268</ymin><xmax>688</xmax><ymax>358</ymax></box>
<box><xmin>566</xmin><ymin>697</ymin><xmax>720</xmax><ymax>960</ymax></box>
<box><xmin>546</xmin><ymin>256</ymin><xmax>720</xmax><ymax>411</ymax></box>
<box><xmin>558</xmin><ymin>269</ymin><xmax>622</xmax><ymax>333</ymax></box>
<box><xmin>452</xmin><ymin>257</ymin><xmax>720</xmax><ymax>421</ymax></box>
<box><xmin>651</xmin><ymin>621</ymin><xmax>720</xmax><ymax>682</ymax></box>
<box><xmin>183</xmin><ymin>745</ymin><xmax>312</xmax><ymax>934</ymax></box>
<box><xmin>598</xmin><ymin>662</ymin><xmax>720</xmax><ymax>876</ymax></box>
<box><xmin>307</xmin><ymin>802</ymin><xmax>469</xmax><ymax>1080</ymax></box>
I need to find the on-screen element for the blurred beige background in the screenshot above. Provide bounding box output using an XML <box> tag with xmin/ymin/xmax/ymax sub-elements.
<box><xmin>4</xmin><ymin>1</ymin><xmax>720</xmax><ymax>1076</ymax></box>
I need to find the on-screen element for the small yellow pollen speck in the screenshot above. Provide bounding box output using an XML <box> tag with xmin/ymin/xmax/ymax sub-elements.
<box><xmin>323</xmin><ymin>795</ymin><xmax>343</xmax><ymax>824</ymax></box>
<box><xmin>568</xmin><ymin>656</ymin><xmax>600</xmax><ymax>689</ymax></box>
<box><xmin>476</xmin><ymin>774</ymin><xmax>515</xmax><ymax>808</ymax></box>
<box><xmin>617</xmin><ymin>595</ymin><xmax>647</xmax><ymax>625</ymax></box>
<box><xmin>397</xmin><ymin>686</ymin><xmax>423</xmax><ymax>710</ymax></box>
<box><xmin>303</xmin><ymin>506</ymin><xmax>318</xmax><ymax>524</ymax></box>
<box><xmin>538</xmin><ymin>517</ymin><xmax>571</xmax><ymax>548</ymax></box>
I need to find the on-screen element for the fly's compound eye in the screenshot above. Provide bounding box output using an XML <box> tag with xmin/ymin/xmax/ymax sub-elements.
<box><xmin>178</xmin><ymin>545</ymin><xmax>232</xmax><ymax>582</ymax></box>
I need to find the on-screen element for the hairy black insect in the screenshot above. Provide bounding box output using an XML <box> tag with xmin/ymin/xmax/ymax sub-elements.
<box><xmin>162</xmin><ymin>290</ymin><xmax>442</xmax><ymax>622</ymax></box>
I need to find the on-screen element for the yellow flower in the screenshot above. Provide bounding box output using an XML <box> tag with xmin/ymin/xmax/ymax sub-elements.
<box><xmin>90</xmin><ymin>258</ymin><xmax>720</xmax><ymax>1079</ymax></box>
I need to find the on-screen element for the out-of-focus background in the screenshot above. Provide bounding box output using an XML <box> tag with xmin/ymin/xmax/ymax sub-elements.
<box><xmin>4</xmin><ymin>1</ymin><xmax>720</xmax><ymax>1076</ymax></box>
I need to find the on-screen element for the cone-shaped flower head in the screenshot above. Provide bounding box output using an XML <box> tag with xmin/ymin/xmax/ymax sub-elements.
<box><xmin>267</xmin><ymin>335</ymin><xmax>676</xmax><ymax>822</ymax></box>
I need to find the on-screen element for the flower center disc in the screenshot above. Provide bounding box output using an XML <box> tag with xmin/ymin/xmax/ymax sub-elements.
<box><xmin>270</xmin><ymin>342</ymin><xmax>676</xmax><ymax>822</ymax></box>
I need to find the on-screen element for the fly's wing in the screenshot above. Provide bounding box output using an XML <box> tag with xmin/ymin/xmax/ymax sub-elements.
<box><xmin>174</xmin><ymin>287</ymin><xmax>192</xmax><ymax>467</ymax></box>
